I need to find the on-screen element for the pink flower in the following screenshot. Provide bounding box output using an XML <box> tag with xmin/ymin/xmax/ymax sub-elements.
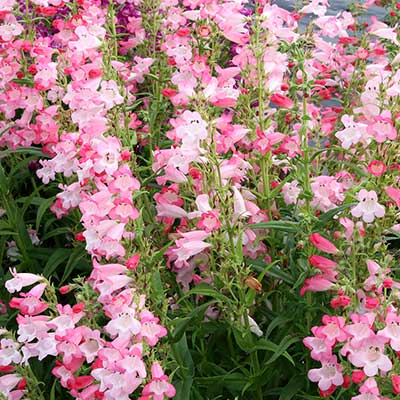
<box><xmin>9</xmin><ymin>283</ymin><xmax>48</xmax><ymax>315</ymax></box>
<box><xmin>300</xmin><ymin>275</ymin><xmax>335</xmax><ymax>296</ymax></box>
<box><xmin>270</xmin><ymin>93</ymin><xmax>294</xmax><ymax>109</ymax></box>
<box><xmin>303</xmin><ymin>330</ymin><xmax>332</xmax><ymax>361</ymax></box>
<box><xmin>0</xmin><ymin>14</ymin><xmax>23</xmax><ymax>41</ymax></box>
<box><xmin>308</xmin><ymin>355</ymin><xmax>344</xmax><ymax>391</ymax></box>
<box><xmin>0</xmin><ymin>374</ymin><xmax>22</xmax><ymax>398</ymax></box>
<box><xmin>105</xmin><ymin>307</ymin><xmax>141</xmax><ymax>339</ymax></box>
<box><xmin>92</xmin><ymin>137</ymin><xmax>121</xmax><ymax>175</ymax></box>
<box><xmin>348</xmin><ymin>334</ymin><xmax>392</xmax><ymax>376</ymax></box>
<box><xmin>309</xmin><ymin>233</ymin><xmax>339</xmax><ymax>254</ymax></box>
<box><xmin>140</xmin><ymin>363</ymin><xmax>176</xmax><ymax>400</ymax></box>
<box><xmin>5</xmin><ymin>269</ymin><xmax>43</xmax><ymax>293</ymax></box>
<box><xmin>309</xmin><ymin>255</ymin><xmax>338</xmax><ymax>272</ymax></box>
<box><xmin>367</xmin><ymin>111</ymin><xmax>397</xmax><ymax>143</ymax></box>
<box><xmin>311</xmin><ymin>176</ymin><xmax>344</xmax><ymax>212</ymax></box>
<box><xmin>137</xmin><ymin>311</ymin><xmax>168</xmax><ymax>346</ymax></box>
<box><xmin>0</xmin><ymin>339</ymin><xmax>21</xmax><ymax>366</ymax></box>
<box><xmin>197</xmin><ymin>211</ymin><xmax>221</xmax><ymax>233</ymax></box>
<box><xmin>370</xmin><ymin>23</ymin><xmax>400</xmax><ymax>46</ymax></box>
<box><xmin>253</xmin><ymin>126</ymin><xmax>284</xmax><ymax>156</ymax></box>
<box><xmin>344</xmin><ymin>313</ymin><xmax>376</xmax><ymax>349</ymax></box>
<box><xmin>169</xmin><ymin>230</ymin><xmax>211</xmax><ymax>263</ymax></box>
<box><xmin>232</xmin><ymin>186</ymin><xmax>250</xmax><ymax>220</ymax></box>
<box><xmin>282</xmin><ymin>180</ymin><xmax>301</xmax><ymax>205</ymax></box>
<box><xmin>69</xmin><ymin>26</ymin><xmax>102</xmax><ymax>52</ymax></box>
<box><xmin>367</xmin><ymin>160</ymin><xmax>386</xmax><ymax>177</ymax></box>
<box><xmin>377</xmin><ymin>312</ymin><xmax>400</xmax><ymax>351</ymax></box>
<box><xmin>386</xmin><ymin>186</ymin><xmax>400</xmax><ymax>208</ymax></box>
<box><xmin>352</xmin><ymin>378</ymin><xmax>381</xmax><ymax>400</ymax></box>
<box><xmin>320</xmin><ymin>315</ymin><xmax>348</xmax><ymax>342</ymax></box>
<box><xmin>351</xmin><ymin>189</ymin><xmax>385</xmax><ymax>223</ymax></box>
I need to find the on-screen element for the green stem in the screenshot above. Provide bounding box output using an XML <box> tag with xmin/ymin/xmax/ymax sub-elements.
<box><xmin>107</xmin><ymin>0</ymin><xmax>119</xmax><ymax>59</ymax></box>
<box><xmin>300</xmin><ymin>92</ymin><xmax>311</xmax><ymax>215</ymax></box>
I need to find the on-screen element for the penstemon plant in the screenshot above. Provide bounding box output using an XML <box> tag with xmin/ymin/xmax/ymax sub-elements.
<box><xmin>1</xmin><ymin>0</ymin><xmax>400</xmax><ymax>399</ymax></box>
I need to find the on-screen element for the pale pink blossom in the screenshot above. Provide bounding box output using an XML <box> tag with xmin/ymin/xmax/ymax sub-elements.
<box><xmin>140</xmin><ymin>363</ymin><xmax>176</xmax><ymax>400</ymax></box>
<box><xmin>5</xmin><ymin>269</ymin><xmax>43</xmax><ymax>293</ymax></box>
<box><xmin>351</xmin><ymin>190</ymin><xmax>385</xmax><ymax>223</ymax></box>
<box><xmin>308</xmin><ymin>355</ymin><xmax>344</xmax><ymax>391</ymax></box>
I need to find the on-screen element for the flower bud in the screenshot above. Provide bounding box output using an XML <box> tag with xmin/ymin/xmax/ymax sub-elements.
<box><xmin>352</xmin><ymin>370</ymin><xmax>366</xmax><ymax>384</ymax></box>
<box><xmin>59</xmin><ymin>285</ymin><xmax>71</xmax><ymax>295</ymax></box>
<box><xmin>245</xmin><ymin>276</ymin><xmax>263</xmax><ymax>293</ymax></box>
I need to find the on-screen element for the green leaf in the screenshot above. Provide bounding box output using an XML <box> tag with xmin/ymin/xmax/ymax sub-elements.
<box><xmin>0</xmin><ymin>230</ymin><xmax>17</xmax><ymax>236</ymax></box>
<box><xmin>247</xmin><ymin>258</ymin><xmax>294</xmax><ymax>284</ymax></box>
<box><xmin>151</xmin><ymin>270</ymin><xmax>164</xmax><ymax>305</ymax></box>
<box><xmin>42</xmin><ymin>248</ymin><xmax>72</xmax><ymax>278</ymax></box>
<box><xmin>170</xmin><ymin>301</ymin><xmax>215</xmax><ymax>343</ymax></box>
<box><xmin>0</xmin><ymin>147</ymin><xmax>45</xmax><ymax>157</ymax></box>
<box><xmin>151</xmin><ymin>240</ymin><xmax>174</xmax><ymax>264</ymax></box>
<box><xmin>49</xmin><ymin>380</ymin><xmax>57</xmax><ymax>400</ymax></box>
<box><xmin>36</xmin><ymin>197</ymin><xmax>56</xmax><ymax>231</ymax></box>
<box><xmin>172</xmin><ymin>334</ymin><xmax>194</xmax><ymax>400</ymax></box>
<box><xmin>60</xmin><ymin>246</ymin><xmax>88</xmax><ymax>284</ymax></box>
<box><xmin>181</xmin><ymin>283</ymin><xmax>233</xmax><ymax>305</ymax></box>
<box><xmin>41</xmin><ymin>227</ymin><xmax>71</xmax><ymax>241</ymax></box>
<box><xmin>195</xmin><ymin>372</ymin><xmax>248</xmax><ymax>391</ymax></box>
<box><xmin>261</xmin><ymin>336</ymin><xmax>299</xmax><ymax>366</ymax></box>
<box><xmin>265</xmin><ymin>316</ymin><xmax>292</xmax><ymax>338</ymax></box>
<box><xmin>232</xmin><ymin>327</ymin><xmax>255</xmax><ymax>353</ymax></box>
<box><xmin>315</xmin><ymin>203</ymin><xmax>356</xmax><ymax>228</ymax></box>
<box><xmin>246</xmin><ymin>221</ymin><xmax>300</xmax><ymax>233</ymax></box>
<box><xmin>278</xmin><ymin>375</ymin><xmax>305</xmax><ymax>400</ymax></box>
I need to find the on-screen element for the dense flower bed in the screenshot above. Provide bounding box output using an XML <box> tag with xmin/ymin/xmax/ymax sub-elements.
<box><xmin>1</xmin><ymin>0</ymin><xmax>400</xmax><ymax>398</ymax></box>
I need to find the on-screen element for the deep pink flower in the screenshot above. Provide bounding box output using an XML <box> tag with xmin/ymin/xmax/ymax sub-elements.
<box><xmin>393</xmin><ymin>375</ymin><xmax>400</xmax><ymax>394</ymax></box>
<box><xmin>368</xmin><ymin>160</ymin><xmax>386</xmax><ymax>177</ymax></box>
<box><xmin>300</xmin><ymin>275</ymin><xmax>335</xmax><ymax>296</ymax></box>
<box><xmin>270</xmin><ymin>93</ymin><xmax>294</xmax><ymax>109</ymax></box>
<box><xmin>309</xmin><ymin>233</ymin><xmax>339</xmax><ymax>254</ymax></box>
<box><xmin>9</xmin><ymin>283</ymin><xmax>48</xmax><ymax>316</ymax></box>
<box><xmin>386</xmin><ymin>186</ymin><xmax>400</xmax><ymax>208</ymax></box>
<box><xmin>197</xmin><ymin>211</ymin><xmax>221</xmax><ymax>233</ymax></box>
<box><xmin>309</xmin><ymin>255</ymin><xmax>338</xmax><ymax>272</ymax></box>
